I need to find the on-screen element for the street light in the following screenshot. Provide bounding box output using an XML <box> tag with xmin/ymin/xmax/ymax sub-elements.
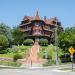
<box><xmin>55</xmin><ymin>21</ymin><xmax>59</xmax><ymax>65</ymax></box>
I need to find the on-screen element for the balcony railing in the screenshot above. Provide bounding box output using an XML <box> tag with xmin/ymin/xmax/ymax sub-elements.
<box><xmin>43</xmin><ymin>27</ymin><xmax>52</xmax><ymax>31</ymax></box>
<box><xmin>20</xmin><ymin>28</ymin><xmax>31</xmax><ymax>32</ymax></box>
<box><xmin>25</xmin><ymin>28</ymin><xmax>31</xmax><ymax>31</ymax></box>
<box><xmin>44</xmin><ymin>34</ymin><xmax>50</xmax><ymax>37</ymax></box>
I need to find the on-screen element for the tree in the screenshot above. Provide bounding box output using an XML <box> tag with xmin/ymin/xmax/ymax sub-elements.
<box><xmin>12</xmin><ymin>27</ymin><xmax>25</xmax><ymax>45</ymax></box>
<box><xmin>0</xmin><ymin>35</ymin><xmax>9</xmax><ymax>50</ymax></box>
<box><xmin>0</xmin><ymin>23</ymin><xmax>13</xmax><ymax>44</ymax></box>
<box><xmin>58</xmin><ymin>27</ymin><xmax>75</xmax><ymax>53</ymax></box>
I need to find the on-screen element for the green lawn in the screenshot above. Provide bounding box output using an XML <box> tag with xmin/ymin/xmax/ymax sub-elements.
<box><xmin>0</xmin><ymin>60</ymin><xmax>22</xmax><ymax>67</ymax></box>
<box><xmin>60</xmin><ymin>68</ymin><xmax>75</xmax><ymax>71</ymax></box>
<box><xmin>0</xmin><ymin>53</ymin><xmax>14</xmax><ymax>58</ymax></box>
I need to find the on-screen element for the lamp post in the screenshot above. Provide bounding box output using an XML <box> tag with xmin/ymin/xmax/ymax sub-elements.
<box><xmin>55</xmin><ymin>21</ymin><xmax>59</xmax><ymax>65</ymax></box>
<box><xmin>45</xmin><ymin>49</ymin><xmax>48</xmax><ymax>59</ymax></box>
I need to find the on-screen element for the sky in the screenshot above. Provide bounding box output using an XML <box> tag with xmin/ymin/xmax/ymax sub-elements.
<box><xmin>0</xmin><ymin>0</ymin><xmax>75</xmax><ymax>28</ymax></box>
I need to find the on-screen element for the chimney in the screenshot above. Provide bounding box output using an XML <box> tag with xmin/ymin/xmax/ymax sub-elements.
<box><xmin>44</xmin><ymin>16</ymin><xmax>46</xmax><ymax>21</ymax></box>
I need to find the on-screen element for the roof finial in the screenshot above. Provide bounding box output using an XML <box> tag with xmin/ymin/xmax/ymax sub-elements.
<box><xmin>35</xmin><ymin>9</ymin><xmax>40</xmax><ymax>20</ymax></box>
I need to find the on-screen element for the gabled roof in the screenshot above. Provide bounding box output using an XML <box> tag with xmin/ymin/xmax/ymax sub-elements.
<box><xmin>22</xmin><ymin>11</ymin><xmax>60</xmax><ymax>26</ymax></box>
<box><xmin>23</xmin><ymin>16</ymin><xmax>34</xmax><ymax>21</ymax></box>
<box><xmin>44</xmin><ymin>17</ymin><xmax>58</xmax><ymax>25</ymax></box>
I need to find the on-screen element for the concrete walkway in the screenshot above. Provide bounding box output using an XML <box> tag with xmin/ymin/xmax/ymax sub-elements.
<box><xmin>0</xmin><ymin>64</ymin><xmax>75</xmax><ymax>75</ymax></box>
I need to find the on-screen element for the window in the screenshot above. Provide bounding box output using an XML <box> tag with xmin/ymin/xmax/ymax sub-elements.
<box><xmin>52</xmin><ymin>21</ymin><xmax>56</xmax><ymax>24</ymax></box>
<box><xmin>34</xmin><ymin>22</ymin><xmax>41</xmax><ymax>26</ymax></box>
<box><xmin>33</xmin><ymin>29</ymin><xmax>41</xmax><ymax>35</ymax></box>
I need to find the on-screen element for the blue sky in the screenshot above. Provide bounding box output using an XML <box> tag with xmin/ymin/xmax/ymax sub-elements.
<box><xmin>0</xmin><ymin>0</ymin><xmax>75</xmax><ymax>28</ymax></box>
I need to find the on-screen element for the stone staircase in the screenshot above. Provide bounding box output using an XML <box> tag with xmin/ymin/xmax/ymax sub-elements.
<box><xmin>21</xmin><ymin>42</ymin><xmax>46</xmax><ymax>67</ymax></box>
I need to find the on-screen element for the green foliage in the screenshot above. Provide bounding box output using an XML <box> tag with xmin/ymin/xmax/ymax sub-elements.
<box><xmin>58</xmin><ymin>27</ymin><xmax>75</xmax><ymax>53</ymax></box>
<box><xmin>57</xmin><ymin>25</ymin><xmax>63</xmax><ymax>35</ymax></box>
<box><xmin>39</xmin><ymin>38</ymin><xmax>48</xmax><ymax>46</ymax></box>
<box><xmin>23</xmin><ymin>39</ymin><xmax>34</xmax><ymax>45</ymax></box>
<box><xmin>6</xmin><ymin>46</ymin><xmax>31</xmax><ymax>57</ymax></box>
<box><xmin>12</xmin><ymin>27</ymin><xmax>25</xmax><ymax>45</ymax></box>
<box><xmin>0</xmin><ymin>50</ymin><xmax>8</xmax><ymax>54</ymax></box>
<box><xmin>0</xmin><ymin>53</ymin><xmax>14</xmax><ymax>58</ymax></box>
<box><xmin>7</xmin><ymin>46</ymin><xmax>25</xmax><ymax>53</ymax></box>
<box><xmin>43</xmin><ymin>60</ymin><xmax>56</xmax><ymax>66</ymax></box>
<box><xmin>13</xmin><ymin>53</ymin><xmax>23</xmax><ymax>61</ymax></box>
<box><xmin>0</xmin><ymin>60</ymin><xmax>22</xmax><ymax>67</ymax></box>
<box><xmin>0</xmin><ymin>23</ymin><xmax>13</xmax><ymax>42</ymax></box>
<box><xmin>39</xmin><ymin>44</ymin><xmax>62</xmax><ymax>60</ymax></box>
<box><xmin>0</xmin><ymin>35</ymin><xmax>9</xmax><ymax>50</ymax></box>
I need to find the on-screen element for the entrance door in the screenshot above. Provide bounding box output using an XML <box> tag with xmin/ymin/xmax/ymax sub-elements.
<box><xmin>35</xmin><ymin>37</ymin><xmax>39</xmax><ymax>42</ymax></box>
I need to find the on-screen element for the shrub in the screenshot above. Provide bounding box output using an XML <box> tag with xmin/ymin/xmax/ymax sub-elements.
<box><xmin>13</xmin><ymin>54</ymin><xmax>23</xmax><ymax>61</ymax></box>
<box><xmin>43</xmin><ymin>60</ymin><xmax>55</xmax><ymax>66</ymax></box>
<box><xmin>7</xmin><ymin>46</ymin><xmax>30</xmax><ymax>53</ymax></box>
<box><xmin>39</xmin><ymin>38</ymin><xmax>48</xmax><ymax>46</ymax></box>
<box><xmin>39</xmin><ymin>44</ymin><xmax>59</xmax><ymax>60</ymax></box>
<box><xmin>23</xmin><ymin>39</ymin><xmax>34</xmax><ymax>45</ymax></box>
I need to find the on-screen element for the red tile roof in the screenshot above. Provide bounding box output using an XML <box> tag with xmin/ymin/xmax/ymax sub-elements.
<box><xmin>22</xmin><ymin>11</ymin><xmax>58</xmax><ymax>25</ymax></box>
<box><xmin>44</xmin><ymin>17</ymin><xmax>58</xmax><ymax>25</ymax></box>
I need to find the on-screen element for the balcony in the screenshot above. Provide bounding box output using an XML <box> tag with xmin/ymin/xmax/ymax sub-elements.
<box><xmin>43</xmin><ymin>27</ymin><xmax>52</xmax><ymax>32</ymax></box>
<box><xmin>33</xmin><ymin>26</ymin><xmax>42</xmax><ymax>30</ymax></box>
<box><xmin>32</xmin><ymin>32</ymin><xmax>42</xmax><ymax>35</ymax></box>
<box><xmin>44</xmin><ymin>34</ymin><xmax>50</xmax><ymax>37</ymax></box>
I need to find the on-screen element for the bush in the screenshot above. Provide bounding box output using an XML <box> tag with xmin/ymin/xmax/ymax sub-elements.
<box><xmin>39</xmin><ymin>38</ymin><xmax>48</xmax><ymax>46</ymax></box>
<box><xmin>23</xmin><ymin>39</ymin><xmax>34</xmax><ymax>45</ymax></box>
<box><xmin>13</xmin><ymin>54</ymin><xmax>23</xmax><ymax>61</ymax></box>
<box><xmin>43</xmin><ymin>60</ymin><xmax>55</xmax><ymax>66</ymax></box>
<box><xmin>7</xmin><ymin>46</ymin><xmax>30</xmax><ymax>53</ymax></box>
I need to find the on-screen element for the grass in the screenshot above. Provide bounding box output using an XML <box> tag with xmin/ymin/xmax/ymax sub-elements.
<box><xmin>60</xmin><ymin>68</ymin><xmax>75</xmax><ymax>71</ymax></box>
<box><xmin>0</xmin><ymin>45</ymin><xmax>31</xmax><ymax>58</ymax></box>
<box><xmin>0</xmin><ymin>60</ymin><xmax>22</xmax><ymax>67</ymax></box>
<box><xmin>0</xmin><ymin>46</ymin><xmax>31</xmax><ymax>67</ymax></box>
<box><xmin>0</xmin><ymin>53</ymin><xmax>14</xmax><ymax>58</ymax></box>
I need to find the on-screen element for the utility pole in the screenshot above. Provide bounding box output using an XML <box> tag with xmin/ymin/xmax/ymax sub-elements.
<box><xmin>55</xmin><ymin>21</ymin><xmax>59</xmax><ymax>65</ymax></box>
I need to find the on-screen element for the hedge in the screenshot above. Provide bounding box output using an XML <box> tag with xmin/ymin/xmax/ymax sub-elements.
<box><xmin>23</xmin><ymin>39</ymin><xmax>34</xmax><ymax>45</ymax></box>
<box><xmin>39</xmin><ymin>38</ymin><xmax>48</xmax><ymax>46</ymax></box>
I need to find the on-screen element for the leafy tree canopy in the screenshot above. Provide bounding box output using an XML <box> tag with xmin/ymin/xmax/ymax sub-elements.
<box><xmin>0</xmin><ymin>23</ymin><xmax>13</xmax><ymax>42</ymax></box>
<box><xmin>0</xmin><ymin>35</ymin><xmax>9</xmax><ymax>50</ymax></box>
<box><xmin>58</xmin><ymin>27</ymin><xmax>75</xmax><ymax>53</ymax></box>
<box><xmin>12</xmin><ymin>27</ymin><xmax>25</xmax><ymax>45</ymax></box>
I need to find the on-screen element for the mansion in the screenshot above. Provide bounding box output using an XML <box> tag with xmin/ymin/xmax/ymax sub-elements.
<box><xmin>19</xmin><ymin>11</ymin><xmax>63</xmax><ymax>44</ymax></box>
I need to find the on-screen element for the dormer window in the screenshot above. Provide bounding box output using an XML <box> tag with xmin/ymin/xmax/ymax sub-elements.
<box><xmin>52</xmin><ymin>21</ymin><xmax>56</xmax><ymax>24</ymax></box>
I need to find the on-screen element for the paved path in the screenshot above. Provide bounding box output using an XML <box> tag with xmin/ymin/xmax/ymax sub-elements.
<box><xmin>23</xmin><ymin>42</ymin><xmax>45</xmax><ymax>66</ymax></box>
<box><xmin>0</xmin><ymin>64</ymin><xmax>75</xmax><ymax>75</ymax></box>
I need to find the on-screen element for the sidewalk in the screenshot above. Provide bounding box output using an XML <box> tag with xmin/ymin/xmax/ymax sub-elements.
<box><xmin>0</xmin><ymin>63</ymin><xmax>75</xmax><ymax>70</ymax></box>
